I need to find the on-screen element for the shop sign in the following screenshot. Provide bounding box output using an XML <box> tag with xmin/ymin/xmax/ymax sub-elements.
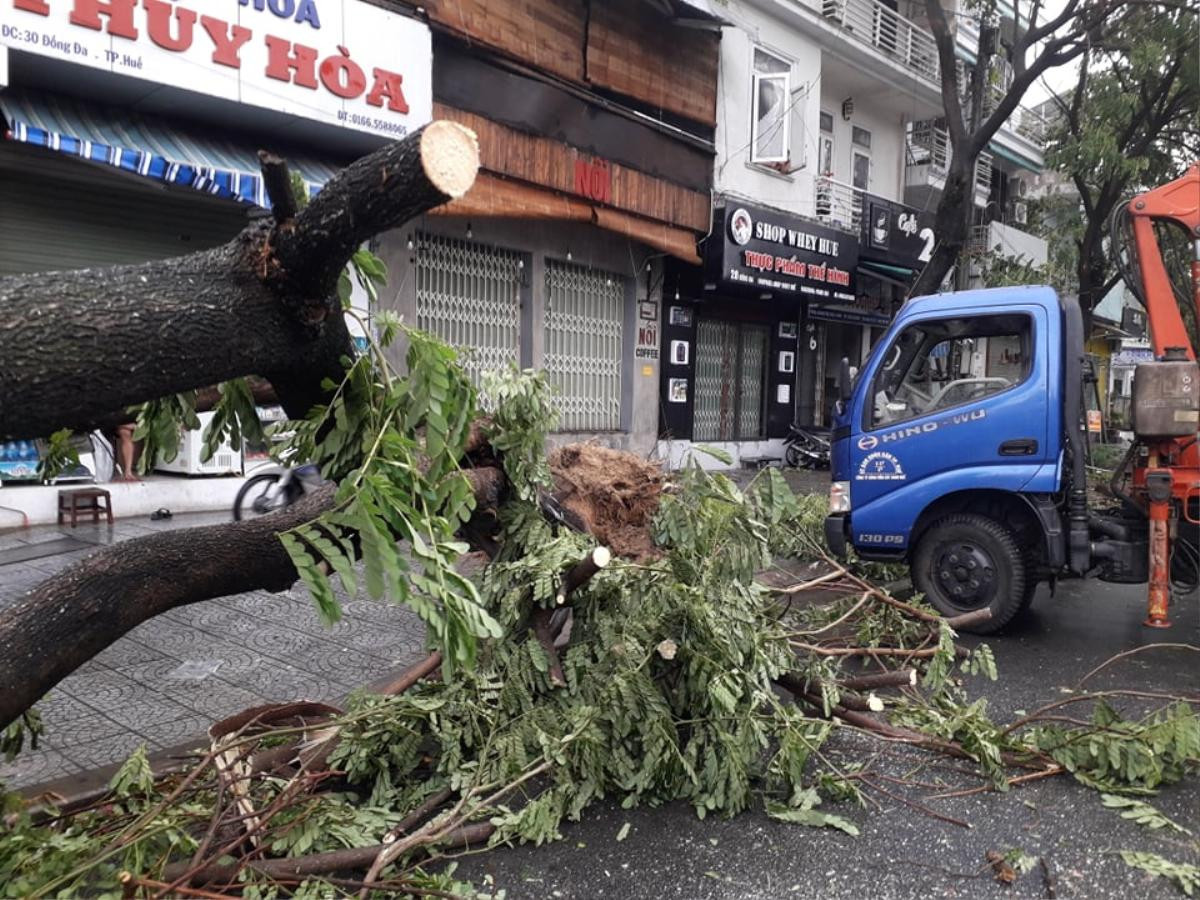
<box><xmin>808</xmin><ymin>304</ymin><xmax>889</xmax><ymax>327</ymax></box>
<box><xmin>705</xmin><ymin>202</ymin><xmax>858</xmax><ymax>301</ymax></box>
<box><xmin>860</xmin><ymin>195</ymin><xmax>935</xmax><ymax>271</ymax></box>
<box><xmin>1112</xmin><ymin>347</ymin><xmax>1153</xmax><ymax>366</ymax></box>
<box><xmin>636</xmin><ymin>320</ymin><xmax>659</xmax><ymax>360</ymax></box>
<box><xmin>2</xmin><ymin>0</ymin><xmax>432</xmax><ymax>140</ymax></box>
<box><xmin>574</xmin><ymin>156</ymin><xmax>611</xmax><ymax>204</ymax></box>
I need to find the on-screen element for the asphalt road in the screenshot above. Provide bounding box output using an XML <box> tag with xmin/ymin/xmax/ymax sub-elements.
<box><xmin>453</xmin><ymin>578</ymin><xmax>1200</xmax><ymax>900</ymax></box>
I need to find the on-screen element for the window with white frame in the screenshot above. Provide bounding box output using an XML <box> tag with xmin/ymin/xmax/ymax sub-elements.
<box><xmin>819</xmin><ymin>111</ymin><xmax>835</xmax><ymax>175</ymax></box>
<box><xmin>750</xmin><ymin>48</ymin><xmax>791</xmax><ymax>164</ymax></box>
<box><xmin>851</xmin><ymin>125</ymin><xmax>871</xmax><ymax>191</ymax></box>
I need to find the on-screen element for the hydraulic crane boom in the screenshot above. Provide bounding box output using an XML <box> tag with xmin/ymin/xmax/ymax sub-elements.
<box><xmin>1114</xmin><ymin>163</ymin><xmax>1200</xmax><ymax>626</ymax></box>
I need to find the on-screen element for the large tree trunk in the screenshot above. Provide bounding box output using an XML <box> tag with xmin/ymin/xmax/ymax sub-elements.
<box><xmin>0</xmin><ymin>121</ymin><xmax>482</xmax><ymax>730</ymax></box>
<box><xmin>910</xmin><ymin>164</ymin><xmax>974</xmax><ymax>297</ymax></box>
<box><xmin>0</xmin><ymin>121</ymin><xmax>479</xmax><ymax>441</ymax></box>
<box><xmin>0</xmin><ymin>487</ymin><xmax>334</xmax><ymax>730</ymax></box>
<box><xmin>0</xmin><ymin>465</ymin><xmax>507</xmax><ymax>731</ymax></box>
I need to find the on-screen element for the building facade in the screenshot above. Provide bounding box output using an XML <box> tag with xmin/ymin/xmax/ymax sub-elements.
<box><xmin>370</xmin><ymin>0</ymin><xmax>721</xmax><ymax>455</ymax></box>
<box><xmin>657</xmin><ymin>0</ymin><xmax>1052</xmax><ymax>469</ymax></box>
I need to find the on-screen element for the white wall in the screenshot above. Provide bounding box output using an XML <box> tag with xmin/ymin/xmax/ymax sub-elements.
<box><xmin>713</xmin><ymin>9</ymin><xmax>822</xmax><ymax>218</ymax></box>
<box><xmin>715</xmin><ymin>3</ymin><xmax>912</xmax><ymax>217</ymax></box>
<box><xmin>816</xmin><ymin>84</ymin><xmax>906</xmax><ymax>203</ymax></box>
<box><xmin>987</xmin><ymin>220</ymin><xmax>1048</xmax><ymax>266</ymax></box>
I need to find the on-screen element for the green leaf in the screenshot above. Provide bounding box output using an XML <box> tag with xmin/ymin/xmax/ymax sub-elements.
<box><xmin>1101</xmin><ymin>794</ymin><xmax>1192</xmax><ymax>834</ymax></box>
<box><xmin>765</xmin><ymin>799</ymin><xmax>859</xmax><ymax>836</ymax></box>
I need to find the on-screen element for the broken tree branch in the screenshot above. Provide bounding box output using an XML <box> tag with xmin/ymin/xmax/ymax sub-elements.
<box><xmin>530</xmin><ymin>609</ymin><xmax>566</xmax><ymax>687</ymax></box>
<box><xmin>555</xmin><ymin>546</ymin><xmax>612</xmax><ymax>605</ymax></box>
<box><xmin>258</xmin><ymin>150</ymin><xmax>298</xmax><ymax>224</ymax></box>
<box><xmin>0</xmin><ymin>120</ymin><xmax>479</xmax><ymax>440</ymax></box>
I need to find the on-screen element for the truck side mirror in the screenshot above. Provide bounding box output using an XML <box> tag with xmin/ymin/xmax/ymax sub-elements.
<box><xmin>838</xmin><ymin>356</ymin><xmax>853</xmax><ymax>403</ymax></box>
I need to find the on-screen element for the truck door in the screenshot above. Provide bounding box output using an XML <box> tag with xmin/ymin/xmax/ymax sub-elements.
<box><xmin>848</xmin><ymin>307</ymin><xmax>1050</xmax><ymax>549</ymax></box>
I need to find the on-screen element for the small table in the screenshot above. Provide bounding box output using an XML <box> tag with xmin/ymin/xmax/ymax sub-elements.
<box><xmin>58</xmin><ymin>488</ymin><xmax>113</xmax><ymax>527</ymax></box>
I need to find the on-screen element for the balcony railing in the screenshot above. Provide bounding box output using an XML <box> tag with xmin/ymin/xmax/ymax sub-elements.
<box><xmin>984</xmin><ymin>85</ymin><xmax>1051</xmax><ymax>143</ymax></box>
<box><xmin>966</xmin><ymin>223</ymin><xmax>991</xmax><ymax>255</ymax></box>
<box><xmin>955</xmin><ymin>13</ymin><xmax>980</xmax><ymax>57</ymax></box>
<box><xmin>821</xmin><ymin>0</ymin><xmax>940</xmax><ymax>84</ymax></box>
<box><xmin>814</xmin><ymin>175</ymin><xmax>865</xmax><ymax>232</ymax></box>
<box><xmin>906</xmin><ymin>120</ymin><xmax>993</xmax><ymax>197</ymax></box>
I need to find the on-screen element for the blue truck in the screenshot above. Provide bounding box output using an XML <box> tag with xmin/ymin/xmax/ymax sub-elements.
<box><xmin>823</xmin><ymin>283</ymin><xmax>1200</xmax><ymax>633</ymax></box>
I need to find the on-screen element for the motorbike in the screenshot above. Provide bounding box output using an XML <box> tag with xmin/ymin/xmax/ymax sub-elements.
<box><xmin>233</xmin><ymin>455</ymin><xmax>327</xmax><ymax>521</ymax></box>
<box><xmin>784</xmin><ymin>423</ymin><xmax>831</xmax><ymax>470</ymax></box>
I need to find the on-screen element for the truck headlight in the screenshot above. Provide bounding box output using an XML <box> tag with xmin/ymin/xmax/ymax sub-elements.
<box><xmin>829</xmin><ymin>480</ymin><xmax>851</xmax><ymax>513</ymax></box>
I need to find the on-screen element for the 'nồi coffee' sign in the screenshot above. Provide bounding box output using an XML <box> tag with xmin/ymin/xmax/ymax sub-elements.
<box><xmin>705</xmin><ymin>202</ymin><xmax>858</xmax><ymax>301</ymax></box>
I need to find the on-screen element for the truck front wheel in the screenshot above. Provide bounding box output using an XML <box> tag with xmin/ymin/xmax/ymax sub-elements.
<box><xmin>912</xmin><ymin>513</ymin><xmax>1027</xmax><ymax>634</ymax></box>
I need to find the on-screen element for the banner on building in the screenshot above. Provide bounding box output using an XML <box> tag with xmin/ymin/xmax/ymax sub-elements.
<box><xmin>859</xmin><ymin>195</ymin><xmax>936</xmax><ymax>271</ymax></box>
<box><xmin>2</xmin><ymin>0</ymin><xmax>432</xmax><ymax>140</ymax></box>
<box><xmin>704</xmin><ymin>202</ymin><xmax>858</xmax><ymax>301</ymax></box>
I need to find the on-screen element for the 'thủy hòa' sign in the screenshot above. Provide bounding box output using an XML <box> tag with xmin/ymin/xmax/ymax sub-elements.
<box><xmin>2</xmin><ymin>0</ymin><xmax>432</xmax><ymax>140</ymax></box>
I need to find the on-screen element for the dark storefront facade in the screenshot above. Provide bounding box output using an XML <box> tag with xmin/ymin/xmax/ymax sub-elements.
<box><xmin>803</xmin><ymin>195</ymin><xmax>938</xmax><ymax>426</ymax></box>
<box><xmin>658</xmin><ymin>193</ymin><xmax>938</xmax><ymax>465</ymax></box>
<box><xmin>658</xmin><ymin>200</ymin><xmax>859</xmax><ymax>466</ymax></box>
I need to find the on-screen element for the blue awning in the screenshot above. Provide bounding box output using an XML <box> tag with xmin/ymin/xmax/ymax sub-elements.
<box><xmin>1</xmin><ymin>88</ymin><xmax>343</xmax><ymax>206</ymax></box>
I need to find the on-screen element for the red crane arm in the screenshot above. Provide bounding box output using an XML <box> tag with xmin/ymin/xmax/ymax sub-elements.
<box><xmin>1127</xmin><ymin>162</ymin><xmax>1200</xmax><ymax>359</ymax></box>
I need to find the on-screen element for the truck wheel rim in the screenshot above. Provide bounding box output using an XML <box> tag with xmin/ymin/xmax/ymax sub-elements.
<box><xmin>933</xmin><ymin>542</ymin><xmax>995</xmax><ymax>609</ymax></box>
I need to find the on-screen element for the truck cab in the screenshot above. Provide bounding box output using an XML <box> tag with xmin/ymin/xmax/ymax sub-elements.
<box><xmin>825</xmin><ymin>285</ymin><xmax>1075</xmax><ymax>631</ymax></box>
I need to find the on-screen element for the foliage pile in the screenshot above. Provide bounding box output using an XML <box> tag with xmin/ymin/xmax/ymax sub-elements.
<box><xmin>3</xmin><ymin>315</ymin><xmax>1198</xmax><ymax>897</ymax></box>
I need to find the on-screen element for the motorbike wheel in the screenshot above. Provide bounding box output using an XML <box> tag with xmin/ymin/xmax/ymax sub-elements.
<box><xmin>785</xmin><ymin>444</ymin><xmax>802</xmax><ymax>468</ymax></box>
<box><xmin>233</xmin><ymin>472</ymin><xmax>290</xmax><ymax>521</ymax></box>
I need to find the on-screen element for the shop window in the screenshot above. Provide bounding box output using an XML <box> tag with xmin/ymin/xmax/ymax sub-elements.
<box><xmin>750</xmin><ymin>48</ymin><xmax>791</xmax><ymax>164</ymax></box>
<box><xmin>414</xmin><ymin>232</ymin><xmax>523</xmax><ymax>389</ymax></box>
<box><xmin>694</xmin><ymin>319</ymin><xmax>769</xmax><ymax>441</ymax></box>
<box><xmin>544</xmin><ymin>259</ymin><xmax>625</xmax><ymax>431</ymax></box>
<box><xmin>869</xmin><ymin>314</ymin><xmax>1032</xmax><ymax>428</ymax></box>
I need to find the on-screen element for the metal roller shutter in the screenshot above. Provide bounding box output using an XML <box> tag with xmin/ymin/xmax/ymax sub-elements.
<box><xmin>0</xmin><ymin>145</ymin><xmax>246</xmax><ymax>276</ymax></box>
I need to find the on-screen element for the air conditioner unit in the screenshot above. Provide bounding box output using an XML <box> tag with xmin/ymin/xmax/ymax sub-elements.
<box><xmin>822</xmin><ymin>0</ymin><xmax>847</xmax><ymax>24</ymax></box>
<box><xmin>1013</xmin><ymin>201</ymin><xmax>1028</xmax><ymax>225</ymax></box>
<box><xmin>156</xmin><ymin>410</ymin><xmax>244</xmax><ymax>477</ymax></box>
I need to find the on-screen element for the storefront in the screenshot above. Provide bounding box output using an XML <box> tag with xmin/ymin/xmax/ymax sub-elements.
<box><xmin>0</xmin><ymin>0</ymin><xmax>431</xmax><ymax>497</ymax></box>
<box><xmin>658</xmin><ymin>200</ymin><xmax>859</xmax><ymax>467</ymax></box>
<box><xmin>798</xmin><ymin>193</ymin><xmax>937</xmax><ymax>426</ymax></box>
<box><xmin>370</xmin><ymin>3</ymin><xmax>721</xmax><ymax>456</ymax></box>
<box><xmin>1</xmin><ymin>0</ymin><xmax>432</xmax><ymax>275</ymax></box>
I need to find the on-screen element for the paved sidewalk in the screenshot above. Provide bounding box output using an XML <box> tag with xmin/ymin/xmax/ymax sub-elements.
<box><xmin>0</xmin><ymin>464</ymin><xmax>823</xmax><ymax>791</ymax></box>
<box><xmin>0</xmin><ymin>511</ymin><xmax>427</xmax><ymax>790</ymax></box>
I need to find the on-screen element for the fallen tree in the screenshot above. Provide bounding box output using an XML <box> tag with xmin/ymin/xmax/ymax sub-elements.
<box><xmin>0</xmin><ymin>120</ymin><xmax>482</xmax><ymax>730</ymax></box>
<box><xmin>1</xmin><ymin>125</ymin><xmax>1197</xmax><ymax>899</ymax></box>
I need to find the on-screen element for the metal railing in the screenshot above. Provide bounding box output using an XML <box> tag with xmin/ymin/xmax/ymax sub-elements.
<box><xmin>906</xmin><ymin>121</ymin><xmax>994</xmax><ymax>197</ymax></box>
<box><xmin>966</xmin><ymin>223</ymin><xmax>992</xmax><ymax>255</ymax></box>
<box><xmin>820</xmin><ymin>0</ymin><xmax>940</xmax><ymax>83</ymax></box>
<box><xmin>814</xmin><ymin>175</ymin><xmax>865</xmax><ymax>232</ymax></box>
<box><xmin>984</xmin><ymin>85</ymin><xmax>1051</xmax><ymax>143</ymax></box>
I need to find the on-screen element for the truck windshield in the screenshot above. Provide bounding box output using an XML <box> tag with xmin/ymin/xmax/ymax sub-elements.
<box><xmin>869</xmin><ymin>313</ymin><xmax>1032</xmax><ymax>428</ymax></box>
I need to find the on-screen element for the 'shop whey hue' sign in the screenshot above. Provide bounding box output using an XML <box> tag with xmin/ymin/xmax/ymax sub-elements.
<box><xmin>705</xmin><ymin>202</ymin><xmax>859</xmax><ymax>301</ymax></box>
<box><xmin>2</xmin><ymin>0</ymin><xmax>432</xmax><ymax>139</ymax></box>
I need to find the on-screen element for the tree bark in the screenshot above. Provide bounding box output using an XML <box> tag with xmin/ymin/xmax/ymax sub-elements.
<box><xmin>0</xmin><ymin>120</ymin><xmax>479</xmax><ymax>441</ymax></box>
<box><xmin>910</xmin><ymin>164</ymin><xmax>974</xmax><ymax>297</ymax></box>
<box><xmin>0</xmin><ymin>486</ymin><xmax>335</xmax><ymax>731</ymax></box>
<box><xmin>0</xmin><ymin>460</ymin><xmax>513</xmax><ymax>732</ymax></box>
